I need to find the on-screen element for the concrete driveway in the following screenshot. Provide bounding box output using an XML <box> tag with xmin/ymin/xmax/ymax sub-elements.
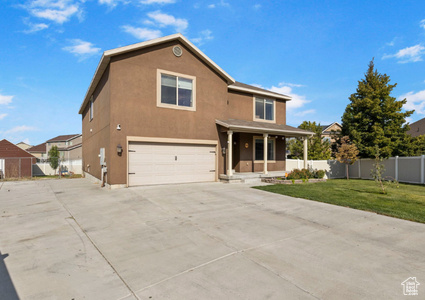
<box><xmin>1</xmin><ymin>179</ymin><xmax>424</xmax><ymax>299</ymax></box>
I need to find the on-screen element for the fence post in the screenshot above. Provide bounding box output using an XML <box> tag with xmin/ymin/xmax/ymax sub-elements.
<box><xmin>19</xmin><ymin>158</ymin><xmax>21</xmax><ymax>178</ymax></box>
<box><xmin>358</xmin><ymin>159</ymin><xmax>361</xmax><ymax>178</ymax></box>
<box><xmin>421</xmin><ymin>155</ymin><xmax>424</xmax><ymax>184</ymax></box>
<box><xmin>395</xmin><ymin>156</ymin><xmax>399</xmax><ymax>181</ymax></box>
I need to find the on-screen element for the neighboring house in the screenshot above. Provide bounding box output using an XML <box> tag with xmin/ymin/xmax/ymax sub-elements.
<box><xmin>321</xmin><ymin>122</ymin><xmax>342</xmax><ymax>142</ymax></box>
<box><xmin>407</xmin><ymin>118</ymin><xmax>425</xmax><ymax>137</ymax></box>
<box><xmin>78</xmin><ymin>33</ymin><xmax>313</xmax><ymax>188</ymax></box>
<box><xmin>0</xmin><ymin>139</ymin><xmax>36</xmax><ymax>178</ymax></box>
<box><xmin>46</xmin><ymin>134</ymin><xmax>82</xmax><ymax>161</ymax></box>
<box><xmin>27</xmin><ymin>142</ymin><xmax>47</xmax><ymax>160</ymax></box>
<box><xmin>16</xmin><ymin>141</ymin><xmax>32</xmax><ymax>150</ymax></box>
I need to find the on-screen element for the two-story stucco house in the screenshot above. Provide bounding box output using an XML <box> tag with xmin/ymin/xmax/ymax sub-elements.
<box><xmin>79</xmin><ymin>34</ymin><xmax>313</xmax><ymax>188</ymax></box>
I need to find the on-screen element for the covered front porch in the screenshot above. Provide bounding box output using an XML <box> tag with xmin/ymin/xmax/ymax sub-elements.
<box><xmin>216</xmin><ymin>119</ymin><xmax>314</xmax><ymax>179</ymax></box>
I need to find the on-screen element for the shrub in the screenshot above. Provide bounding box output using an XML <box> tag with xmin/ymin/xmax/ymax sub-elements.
<box><xmin>286</xmin><ymin>168</ymin><xmax>326</xmax><ymax>180</ymax></box>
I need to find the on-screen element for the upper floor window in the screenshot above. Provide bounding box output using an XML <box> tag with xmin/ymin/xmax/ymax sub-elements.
<box><xmin>254</xmin><ymin>97</ymin><xmax>275</xmax><ymax>122</ymax></box>
<box><xmin>89</xmin><ymin>96</ymin><xmax>94</xmax><ymax>121</ymax></box>
<box><xmin>157</xmin><ymin>70</ymin><xmax>196</xmax><ymax>111</ymax></box>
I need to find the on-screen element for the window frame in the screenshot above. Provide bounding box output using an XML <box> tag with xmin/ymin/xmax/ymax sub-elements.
<box><xmin>253</xmin><ymin>136</ymin><xmax>276</xmax><ymax>163</ymax></box>
<box><xmin>89</xmin><ymin>96</ymin><xmax>94</xmax><ymax>121</ymax></box>
<box><xmin>253</xmin><ymin>96</ymin><xmax>276</xmax><ymax>123</ymax></box>
<box><xmin>157</xmin><ymin>69</ymin><xmax>196</xmax><ymax>111</ymax></box>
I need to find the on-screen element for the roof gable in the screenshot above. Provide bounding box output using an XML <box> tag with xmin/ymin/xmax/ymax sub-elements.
<box><xmin>79</xmin><ymin>33</ymin><xmax>236</xmax><ymax>114</ymax></box>
<box><xmin>27</xmin><ymin>142</ymin><xmax>47</xmax><ymax>153</ymax></box>
<box><xmin>0</xmin><ymin>139</ymin><xmax>36</xmax><ymax>158</ymax></box>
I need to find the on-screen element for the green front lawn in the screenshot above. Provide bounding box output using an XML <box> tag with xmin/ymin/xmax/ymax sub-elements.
<box><xmin>254</xmin><ymin>179</ymin><xmax>425</xmax><ymax>224</ymax></box>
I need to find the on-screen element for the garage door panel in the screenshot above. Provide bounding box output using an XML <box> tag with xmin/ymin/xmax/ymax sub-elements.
<box><xmin>128</xmin><ymin>142</ymin><xmax>216</xmax><ymax>186</ymax></box>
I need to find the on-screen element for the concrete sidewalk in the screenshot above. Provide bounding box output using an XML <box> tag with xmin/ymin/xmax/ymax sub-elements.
<box><xmin>1</xmin><ymin>178</ymin><xmax>424</xmax><ymax>299</ymax></box>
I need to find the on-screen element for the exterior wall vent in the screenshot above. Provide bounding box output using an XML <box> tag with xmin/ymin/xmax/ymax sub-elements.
<box><xmin>173</xmin><ymin>46</ymin><xmax>183</xmax><ymax>57</ymax></box>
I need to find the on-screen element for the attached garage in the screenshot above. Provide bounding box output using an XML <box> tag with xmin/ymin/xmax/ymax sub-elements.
<box><xmin>128</xmin><ymin>139</ymin><xmax>217</xmax><ymax>186</ymax></box>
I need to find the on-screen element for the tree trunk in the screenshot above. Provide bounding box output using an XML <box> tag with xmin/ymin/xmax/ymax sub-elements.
<box><xmin>346</xmin><ymin>164</ymin><xmax>349</xmax><ymax>180</ymax></box>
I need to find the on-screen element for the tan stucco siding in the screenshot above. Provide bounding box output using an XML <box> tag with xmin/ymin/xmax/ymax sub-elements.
<box><xmin>82</xmin><ymin>66</ymin><xmax>111</xmax><ymax>180</ymax></box>
<box><xmin>227</xmin><ymin>91</ymin><xmax>287</xmax><ymax>125</ymax></box>
<box><xmin>107</xmin><ymin>42</ymin><xmax>230</xmax><ymax>184</ymax></box>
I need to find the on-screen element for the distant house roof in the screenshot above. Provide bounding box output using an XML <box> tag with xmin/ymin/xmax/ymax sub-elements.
<box><xmin>57</xmin><ymin>143</ymin><xmax>82</xmax><ymax>151</ymax></box>
<box><xmin>321</xmin><ymin>122</ymin><xmax>342</xmax><ymax>134</ymax></box>
<box><xmin>27</xmin><ymin>142</ymin><xmax>47</xmax><ymax>153</ymax></box>
<box><xmin>407</xmin><ymin>118</ymin><xmax>425</xmax><ymax>137</ymax></box>
<box><xmin>0</xmin><ymin>139</ymin><xmax>36</xmax><ymax>158</ymax></box>
<box><xmin>47</xmin><ymin>134</ymin><xmax>81</xmax><ymax>143</ymax></box>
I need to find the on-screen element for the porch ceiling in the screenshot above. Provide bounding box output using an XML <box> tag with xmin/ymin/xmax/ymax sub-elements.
<box><xmin>216</xmin><ymin>119</ymin><xmax>314</xmax><ymax>137</ymax></box>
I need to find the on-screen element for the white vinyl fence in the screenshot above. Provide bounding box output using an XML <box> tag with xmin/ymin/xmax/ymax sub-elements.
<box><xmin>32</xmin><ymin>159</ymin><xmax>82</xmax><ymax>176</ymax></box>
<box><xmin>347</xmin><ymin>156</ymin><xmax>425</xmax><ymax>184</ymax></box>
<box><xmin>286</xmin><ymin>156</ymin><xmax>425</xmax><ymax>184</ymax></box>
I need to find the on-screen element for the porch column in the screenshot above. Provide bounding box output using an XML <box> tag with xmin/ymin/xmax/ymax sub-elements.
<box><xmin>303</xmin><ymin>137</ymin><xmax>308</xmax><ymax>169</ymax></box>
<box><xmin>263</xmin><ymin>133</ymin><xmax>268</xmax><ymax>174</ymax></box>
<box><xmin>227</xmin><ymin>130</ymin><xmax>233</xmax><ymax>176</ymax></box>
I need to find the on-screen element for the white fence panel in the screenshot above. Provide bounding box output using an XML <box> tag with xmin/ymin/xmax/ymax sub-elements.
<box><xmin>32</xmin><ymin>159</ymin><xmax>82</xmax><ymax>176</ymax></box>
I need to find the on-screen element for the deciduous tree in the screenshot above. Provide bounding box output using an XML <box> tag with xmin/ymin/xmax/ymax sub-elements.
<box><xmin>288</xmin><ymin>121</ymin><xmax>331</xmax><ymax>160</ymax></box>
<box><xmin>335</xmin><ymin>136</ymin><xmax>359</xmax><ymax>180</ymax></box>
<box><xmin>48</xmin><ymin>145</ymin><xmax>60</xmax><ymax>175</ymax></box>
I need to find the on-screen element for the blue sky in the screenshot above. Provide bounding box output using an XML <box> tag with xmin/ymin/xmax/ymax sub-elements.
<box><xmin>1</xmin><ymin>0</ymin><xmax>425</xmax><ymax>145</ymax></box>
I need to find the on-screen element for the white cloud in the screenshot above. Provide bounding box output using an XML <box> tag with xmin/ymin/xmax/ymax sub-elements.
<box><xmin>0</xmin><ymin>113</ymin><xmax>7</xmax><ymax>120</ymax></box>
<box><xmin>140</xmin><ymin>0</ymin><xmax>176</xmax><ymax>3</ymax></box>
<box><xmin>208</xmin><ymin>0</ymin><xmax>229</xmax><ymax>8</ymax></box>
<box><xmin>191</xmin><ymin>29</ymin><xmax>213</xmax><ymax>46</ymax></box>
<box><xmin>400</xmin><ymin>89</ymin><xmax>425</xmax><ymax>115</ymax></box>
<box><xmin>268</xmin><ymin>84</ymin><xmax>311</xmax><ymax>110</ymax></box>
<box><xmin>0</xmin><ymin>94</ymin><xmax>14</xmax><ymax>105</ymax></box>
<box><xmin>24</xmin><ymin>0</ymin><xmax>82</xmax><ymax>24</ymax></box>
<box><xmin>253</xmin><ymin>4</ymin><xmax>261</xmax><ymax>10</ymax></box>
<box><xmin>383</xmin><ymin>44</ymin><xmax>425</xmax><ymax>63</ymax></box>
<box><xmin>23</xmin><ymin>22</ymin><xmax>49</xmax><ymax>33</ymax></box>
<box><xmin>251</xmin><ymin>82</ymin><xmax>311</xmax><ymax>111</ymax></box>
<box><xmin>278</xmin><ymin>82</ymin><xmax>305</xmax><ymax>88</ymax></box>
<box><xmin>98</xmin><ymin>0</ymin><xmax>121</xmax><ymax>7</ymax></box>
<box><xmin>5</xmin><ymin>125</ymin><xmax>37</xmax><ymax>134</ymax></box>
<box><xmin>294</xmin><ymin>109</ymin><xmax>315</xmax><ymax>117</ymax></box>
<box><xmin>63</xmin><ymin>39</ymin><xmax>101</xmax><ymax>59</ymax></box>
<box><xmin>147</xmin><ymin>10</ymin><xmax>188</xmax><ymax>32</ymax></box>
<box><xmin>121</xmin><ymin>25</ymin><xmax>162</xmax><ymax>40</ymax></box>
<box><xmin>420</xmin><ymin>19</ymin><xmax>425</xmax><ymax>30</ymax></box>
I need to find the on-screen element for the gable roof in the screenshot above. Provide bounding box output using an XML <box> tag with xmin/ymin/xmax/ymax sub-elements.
<box><xmin>27</xmin><ymin>142</ymin><xmax>47</xmax><ymax>153</ymax></box>
<box><xmin>79</xmin><ymin>33</ymin><xmax>292</xmax><ymax>114</ymax></box>
<box><xmin>407</xmin><ymin>117</ymin><xmax>425</xmax><ymax>137</ymax></box>
<box><xmin>321</xmin><ymin>122</ymin><xmax>342</xmax><ymax>133</ymax></box>
<box><xmin>47</xmin><ymin>134</ymin><xmax>81</xmax><ymax>143</ymax></box>
<box><xmin>0</xmin><ymin>139</ymin><xmax>35</xmax><ymax>158</ymax></box>
<box><xmin>79</xmin><ymin>33</ymin><xmax>236</xmax><ymax>114</ymax></box>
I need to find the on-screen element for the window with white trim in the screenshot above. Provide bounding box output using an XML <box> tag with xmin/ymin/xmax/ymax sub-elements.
<box><xmin>159</xmin><ymin>71</ymin><xmax>195</xmax><ymax>109</ymax></box>
<box><xmin>255</xmin><ymin>97</ymin><xmax>274</xmax><ymax>121</ymax></box>
<box><xmin>254</xmin><ymin>138</ymin><xmax>275</xmax><ymax>161</ymax></box>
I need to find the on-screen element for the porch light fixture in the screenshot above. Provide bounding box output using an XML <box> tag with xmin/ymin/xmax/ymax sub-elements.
<box><xmin>117</xmin><ymin>144</ymin><xmax>123</xmax><ymax>156</ymax></box>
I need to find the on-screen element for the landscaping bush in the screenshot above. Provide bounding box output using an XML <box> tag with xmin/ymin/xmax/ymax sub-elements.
<box><xmin>286</xmin><ymin>168</ymin><xmax>326</xmax><ymax>180</ymax></box>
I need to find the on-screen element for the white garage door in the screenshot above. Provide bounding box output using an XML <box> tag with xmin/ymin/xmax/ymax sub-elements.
<box><xmin>128</xmin><ymin>142</ymin><xmax>216</xmax><ymax>186</ymax></box>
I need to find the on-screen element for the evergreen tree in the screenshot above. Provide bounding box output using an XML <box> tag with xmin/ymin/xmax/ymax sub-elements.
<box><xmin>288</xmin><ymin>121</ymin><xmax>331</xmax><ymax>160</ymax></box>
<box><xmin>341</xmin><ymin>59</ymin><xmax>414</xmax><ymax>158</ymax></box>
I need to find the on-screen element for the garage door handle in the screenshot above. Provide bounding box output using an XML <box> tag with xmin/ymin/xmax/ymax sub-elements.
<box><xmin>175</xmin><ymin>156</ymin><xmax>177</xmax><ymax>161</ymax></box>
<box><xmin>128</xmin><ymin>172</ymin><xmax>135</xmax><ymax>175</ymax></box>
<box><xmin>210</xmin><ymin>170</ymin><xmax>215</xmax><ymax>172</ymax></box>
